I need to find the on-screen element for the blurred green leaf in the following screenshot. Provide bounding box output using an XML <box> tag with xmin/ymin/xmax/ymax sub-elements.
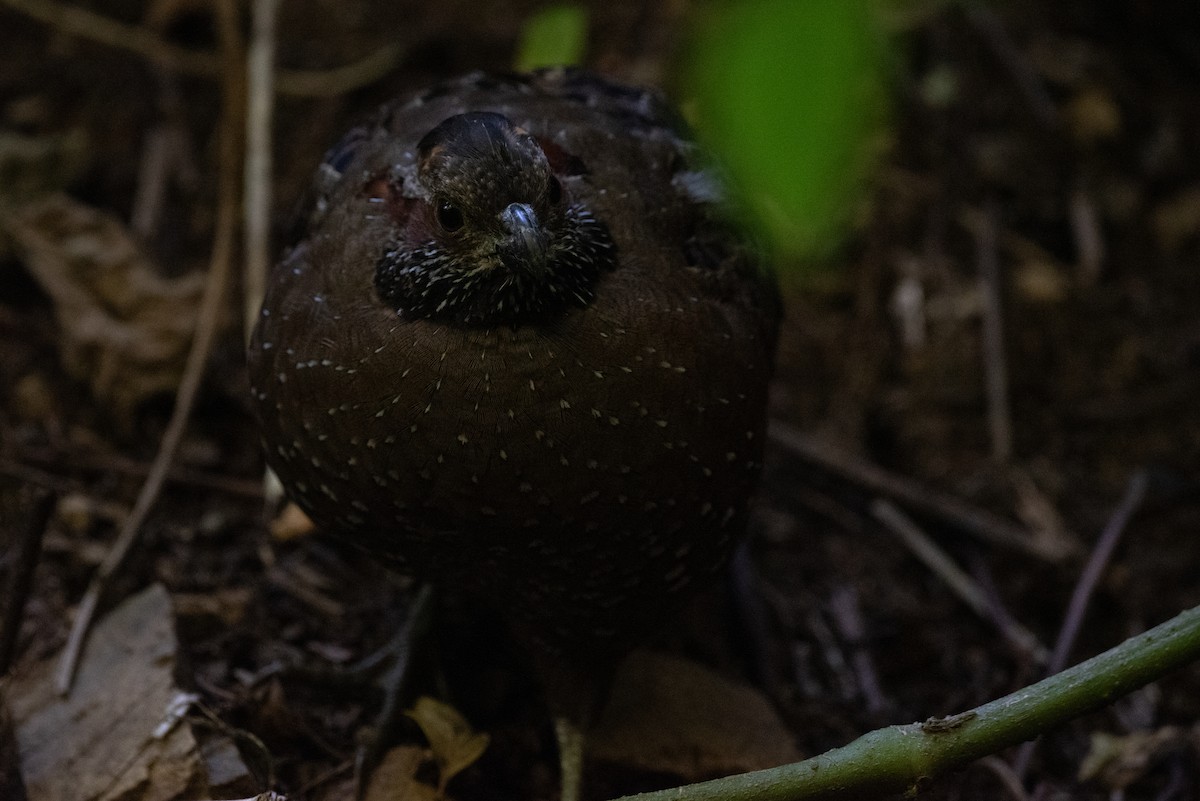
<box><xmin>685</xmin><ymin>0</ymin><xmax>888</xmax><ymax>263</ymax></box>
<box><xmin>515</xmin><ymin>5</ymin><xmax>589</xmax><ymax>71</ymax></box>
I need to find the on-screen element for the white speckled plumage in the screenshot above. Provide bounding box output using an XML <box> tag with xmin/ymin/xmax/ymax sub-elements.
<box><xmin>248</xmin><ymin>67</ymin><xmax>779</xmax><ymax>660</ymax></box>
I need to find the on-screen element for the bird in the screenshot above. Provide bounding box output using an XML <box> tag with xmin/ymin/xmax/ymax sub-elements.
<box><xmin>247</xmin><ymin>67</ymin><xmax>780</xmax><ymax>799</ymax></box>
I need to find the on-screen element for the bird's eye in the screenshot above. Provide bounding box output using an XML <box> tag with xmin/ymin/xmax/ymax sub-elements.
<box><xmin>436</xmin><ymin>199</ymin><xmax>465</xmax><ymax>232</ymax></box>
<box><xmin>547</xmin><ymin>175</ymin><xmax>562</xmax><ymax>204</ymax></box>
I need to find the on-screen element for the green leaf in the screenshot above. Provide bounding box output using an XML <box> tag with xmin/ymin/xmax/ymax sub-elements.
<box><xmin>684</xmin><ymin>0</ymin><xmax>888</xmax><ymax>263</ymax></box>
<box><xmin>515</xmin><ymin>5</ymin><xmax>589</xmax><ymax>71</ymax></box>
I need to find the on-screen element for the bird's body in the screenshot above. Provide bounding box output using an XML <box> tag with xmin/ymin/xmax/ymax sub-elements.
<box><xmin>248</xmin><ymin>68</ymin><xmax>779</xmax><ymax>791</ymax></box>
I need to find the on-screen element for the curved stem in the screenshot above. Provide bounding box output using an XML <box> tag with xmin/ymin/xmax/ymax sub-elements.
<box><xmin>613</xmin><ymin>604</ymin><xmax>1200</xmax><ymax>801</ymax></box>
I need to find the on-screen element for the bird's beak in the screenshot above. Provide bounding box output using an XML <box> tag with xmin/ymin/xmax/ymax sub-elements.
<box><xmin>499</xmin><ymin>202</ymin><xmax>550</xmax><ymax>276</ymax></box>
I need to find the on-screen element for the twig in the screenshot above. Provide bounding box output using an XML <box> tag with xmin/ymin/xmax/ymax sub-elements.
<box><xmin>872</xmin><ymin>499</ymin><xmax>1048</xmax><ymax>664</ymax></box>
<box><xmin>613</xmin><ymin>602</ymin><xmax>1200</xmax><ymax>801</ymax></box>
<box><xmin>54</xmin><ymin>0</ymin><xmax>245</xmax><ymax>695</ymax></box>
<box><xmin>0</xmin><ymin>489</ymin><xmax>54</xmax><ymax>675</ymax></box>
<box><xmin>4</xmin><ymin>449</ymin><xmax>265</xmax><ymax>499</ymax></box>
<box><xmin>804</xmin><ymin>605</ymin><xmax>856</xmax><ymax>702</ymax></box>
<box><xmin>1</xmin><ymin>0</ymin><xmax>402</xmax><ymax>97</ymax></box>
<box><xmin>976</xmin><ymin>756</ymin><xmax>1031</xmax><ymax>801</ymax></box>
<box><xmin>963</xmin><ymin>1</ymin><xmax>1059</xmax><ymax>129</ymax></box>
<box><xmin>827</xmin><ymin>584</ymin><xmax>888</xmax><ymax>715</ymax></box>
<box><xmin>1012</xmin><ymin>470</ymin><xmax>1151</xmax><ymax>779</ymax></box>
<box><xmin>131</xmin><ymin>124</ymin><xmax>189</xmax><ymax>239</ymax></box>
<box><xmin>0</xmin><ymin>458</ymin><xmax>78</xmax><ymax>497</ymax></box>
<box><xmin>968</xmin><ymin>553</ymin><xmax>1043</xmax><ymax>670</ymax></box>
<box><xmin>274</xmin><ymin>43</ymin><xmax>405</xmax><ymax>98</ymax></box>
<box><xmin>1069</xmin><ymin>187</ymin><xmax>1105</xmax><ymax>285</ymax></box>
<box><xmin>3</xmin><ymin>0</ymin><xmax>218</xmax><ymax>74</ymax></box>
<box><xmin>768</xmin><ymin>422</ymin><xmax>1073</xmax><ymax>560</ymax></box>
<box><xmin>244</xmin><ymin>0</ymin><xmax>279</xmax><ymax>341</ymax></box>
<box><xmin>977</xmin><ymin>200</ymin><xmax>1013</xmax><ymax>463</ymax></box>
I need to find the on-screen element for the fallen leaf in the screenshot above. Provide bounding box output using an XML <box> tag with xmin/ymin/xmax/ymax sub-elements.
<box><xmin>9</xmin><ymin>584</ymin><xmax>253</xmax><ymax>801</ymax></box>
<box><xmin>1013</xmin><ymin>260</ymin><xmax>1069</xmax><ymax>304</ymax></box>
<box><xmin>362</xmin><ymin>745</ymin><xmax>439</xmax><ymax>801</ymax></box>
<box><xmin>591</xmin><ymin>649</ymin><xmax>801</xmax><ymax>780</ymax></box>
<box><xmin>1153</xmin><ymin>186</ymin><xmax>1200</xmax><ymax>252</ymax></box>
<box><xmin>1078</xmin><ymin>727</ymin><xmax>1187</xmax><ymax>790</ymax></box>
<box><xmin>269</xmin><ymin>503</ymin><xmax>316</xmax><ymax>542</ymax></box>
<box><xmin>0</xmin><ymin>129</ymin><xmax>89</xmax><ymax>205</ymax></box>
<box><xmin>2</xmin><ymin>195</ymin><xmax>208</xmax><ymax>423</ymax></box>
<box><xmin>1066</xmin><ymin>85</ymin><xmax>1121</xmax><ymax>143</ymax></box>
<box><xmin>405</xmin><ymin>696</ymin><xmax>489</xmax><ymax>794</ymax></box>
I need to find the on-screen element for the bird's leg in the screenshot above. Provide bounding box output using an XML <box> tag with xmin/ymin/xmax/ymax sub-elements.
<box><xmin>554</xmin><ymin>714</ymin><xmax>587</xmax><ymax>801</ymax></box>
<box><xmin>533</xmin><ymin>652</ymin><xmax>611</xmax><ymax>801</ymax></box>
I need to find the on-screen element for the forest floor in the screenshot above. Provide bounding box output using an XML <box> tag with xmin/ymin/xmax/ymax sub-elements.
<box><xmin>0</xmin><ymin>1</ymin><xmax>1198</xmax><ymax>800</ymax></box>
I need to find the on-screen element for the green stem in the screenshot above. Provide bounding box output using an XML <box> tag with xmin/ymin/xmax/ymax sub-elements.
<box><xmin>612</xmin><ymin>604</ymin><xmax>1200</xmax><ymax>801</ymax></box>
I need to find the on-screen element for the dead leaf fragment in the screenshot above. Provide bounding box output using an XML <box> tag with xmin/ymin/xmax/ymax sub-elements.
<box><xmin>1153</xmin><ymin>186</ymin><xmax>1200</xmax><ymax>252</ymax></box>
<box><xmin>592</xmin><ymin>650</ymin><xmax>801</xmax><ymax>780</ymax></box>
<box><xmin>1078</xmin><ymin>727</ymin><xmax>1187</xmax><ymax>790</ymax></box>
<box><xmin>405</xmin><ymin>696</ymin><xmax>489</xmax><ymax>794</ymax></box>
<box><xmin>0</xmin><ymin>128</ymin><xmax>88</xmax><ymax>204</ymax></box>
<box><xmin>362</xmin><ymin>745</ymin><xmax>439</xmax><ymax>801</ymax></box>
<box><xmin>9</xmin><ymin>584</ymin><xmax>253</xmax><ymax>801</ymax></box>
<box><xmin>1013</xmin><ymin>260</ymin><xmax>1069</xmax><ymax>303</ymax></box>
<box><xmin>1066</xmin><ymin>85</ymin><xmax>1121</xmax><ymax>143</ymax></box>
<box><xmin>3</xmin><ymin>195</ymin><xmax>207</xmax><ymax>421</ymax></box>
<box><xmin>269</xmin><ymin>502</ymin><xmax>316</xmax><ymax>542</ymax></box>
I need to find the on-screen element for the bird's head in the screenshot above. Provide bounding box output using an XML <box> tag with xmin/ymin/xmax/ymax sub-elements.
<box><xmin>372</xmin><ymin>112</ymin><xmax>615</xmax><ymax>326</ymax></box>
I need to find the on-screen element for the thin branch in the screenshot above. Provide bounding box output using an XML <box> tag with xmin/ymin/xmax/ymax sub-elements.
<box><xmin>0</xmin><ymin>489</ymin><xmax>54</xmax><ymax>674</ymax></box>
<box><xmin>2</xmin><ymin>0</ymin><xmax>219</xmax><ymax>74</ymax></box>
<box><xmin>768</xmin><ymin>422</ymin><xmax>1074</xmax><ymax>560</ymax></box>
<box><xmin>4</xmin><ymin>449</ymin><xmax>265</xmax><ymax>499</ymax></box>
<box><xmin>872</xmin><ymin>499</ymin><xmax>1048</xmax><ymax>664</ymax></box>
<box><xmin>54</xmin><ymin>0</ymin><xmax>245</xmax><ymax>695</ymax></box>
<box><xmin>976</xmin><ymin>756</ymin><xmax>1031</xmax><ymax>801</ymax></box>
<box><xmin>1</xmin><ymin>0</ymin><xmax>402</xmax><ymax>97</ymax></box>
<box><xmin>1069</xmin><ymin>187</ymin><xmax>1105</xmax><ymax>285</ymax></box>
<box><xmin>244</xmin><ymin>0</ymin><xmax>279</xmax><ymax>341</ymax></box>
<box><xmin>827</xmin><ymin>584</ymin><xmax>888</xmax><ymax>715</ymax></box>
<box><xmin>1047</xmin><ymin>470</ymin><xmax>1149</xmax><ymax>675</ymax></box>
<box><xmin>977</xmin><ymin>200</ymin><xmax>1013</xmax><ymax>463</ymax></box>
<box><xmin>611</xmin><ymin>602</ymin><xmax>1200</xmax><ymax>801</ymax></box>
<box><xmin>274</xmin><ymin>43</ymin><xmax>405</xmax><ymax>98</ymax></box>
<box><xmin>963</xmin><ymin>1</ymin><xmax>1059</xmax><ymax>129</ymax></box>
<box><xmin>1012</xmin><ymin>469</ymin><xmax>1151</xmax><ymax>779</ymax></box>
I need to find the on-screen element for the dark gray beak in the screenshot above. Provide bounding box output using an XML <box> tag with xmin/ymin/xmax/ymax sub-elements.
<box><xmin>499</xmin><ymin>202</ymin><xmax>549</xmax><ymax>276</ymax></box>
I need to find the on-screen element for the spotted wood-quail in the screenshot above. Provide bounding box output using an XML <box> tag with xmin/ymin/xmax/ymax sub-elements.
<box><xmin>247</xmin><ymin>67</ymin><xmax>780</xmax><ymax>798</ymax></box>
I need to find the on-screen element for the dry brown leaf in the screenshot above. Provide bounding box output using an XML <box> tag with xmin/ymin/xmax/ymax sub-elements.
<box><xmin>1153</xmin><ymin>186</ymin><xmax>1200</xmax><ymax>252</ymax></box>
<box><xmin>9</xmin><ymin>584</ymin><xmax>251</xmax><ymax>801</ymax></box>
<box><xmin>1065</xmin><ymin>85</ymin><xmax>1122</xmax><ymax>143</ymax></box>
<box><xmin>404</xmin><ymin>696</ymin><xmax>489</xmax><ymax>795</ymax></box>
<box><xmin>363</xmin><ymin>745</ymin><xmax>439</xmax><ymax>801</ymax></box>
<box><xmin>1078</xmin><ymin>727</ymin><xmax>1187</xmax><ymax>790</ymax></box>
<box><xmin>172</xmin><ymin>587</ymin><xmax>254</xmax><ymax>627</ymax></box>
<box><xmin>269</xmin><ymin>502</ymin><xmax>317</xmax><ymax>542</ymax></box>
<box><xmin>3</xmin><ymin>194</ymin><xmax>207</xmax><ymax>422</ymax></box>
<box><xmin>1013</xmin><ymin>260</ymin><xmax>1069</xmax><ymax>304</ymax></box>
<box><xmin>1011</xmin><ymin>471</ymin><xmax>1078</xmax><ymax>557</ymax></box>
<box><xmin>591</xmin><ymin>649</ymin><xmax>801</xmax><ymax>781</ymax></box>
<box><xmin>0</xmin><ymin>129</ymin><xmax>88</xmax><ymax>205</ymax></box>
